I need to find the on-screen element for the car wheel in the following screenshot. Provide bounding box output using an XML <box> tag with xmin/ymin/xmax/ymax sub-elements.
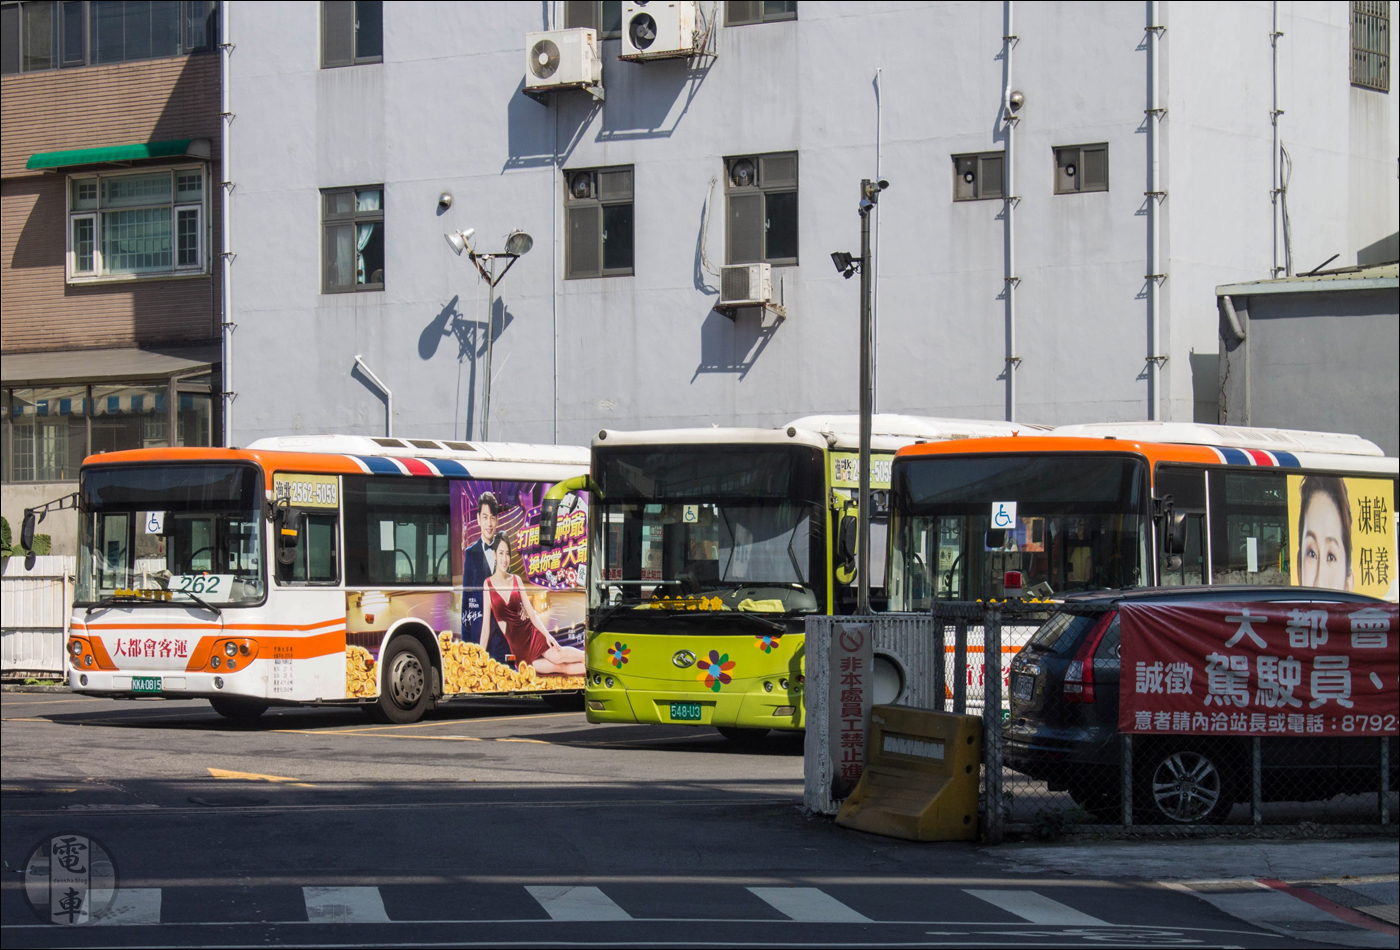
<box><xmin>717</xmin><ymin>726</ymin><xmax>770</xmax><ymax>745</ymax></box>
<box><xmin>371</xmin><ymin>636</ymin><xmax>431</xmax><ymax>724</ymax></box>
<box><xmin>208</xmin><ymin>697</ymin><xmax>269</xmax><ymax>721</ymax></box>
<box><xmin>1138</xmin><ymin>744</ymin><xmax>1236</xmax><ymax>824</ymax></box>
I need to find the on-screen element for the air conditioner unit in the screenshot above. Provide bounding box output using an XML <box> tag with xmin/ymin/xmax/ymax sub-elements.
<box><xmin>719</xmin><ymin>263</ymin><xmax>773</xmax><ymax>307</ymax></box>
<box><xmin>621</xmin><ymin>1</ymin><xmax>701</xmax><ymax>61</ymax></box>
<box><xmin>524</xmin><ymin>28</ymin><xmax>602</xmax><ymax>92</ymax></box>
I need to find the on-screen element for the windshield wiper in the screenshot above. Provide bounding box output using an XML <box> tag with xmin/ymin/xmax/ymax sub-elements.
<box><xmin>171</xmin><ymin>590</ymin><xmax>222</xmax><ymax>616</ymax></box>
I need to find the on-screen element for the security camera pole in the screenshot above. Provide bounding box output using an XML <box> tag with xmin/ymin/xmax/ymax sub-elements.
<box><xmin>856</xmin><ymin>178</ymin><xmax>885</xmax><ymax>615</ymax></box>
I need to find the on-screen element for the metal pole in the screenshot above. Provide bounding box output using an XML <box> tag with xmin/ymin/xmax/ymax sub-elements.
<box><xmin>1121</xmin><ymin>734</ymin><xmax>1134</xmax><ymax>826</ymax></box>
<box><xmin>219</xmin><ymin>8</ymin><xmax>234</xmax><ymax>446</ymax></box>
<box><xmin>1381</xmin><ymin>737</ymin><xmax>1391</xmax><ymax>826</ymax></box>
<box><xmin>857</xmin><ymin>182</ymin><xmax>873</xmax><ymax>615</ymax></box>
<box><xmin>482</xmin><ymin>256</ymin><xmax>497</xmax><ymax>441</ymax></box>
<box><xmin>1271</xmin><ymin>1</ymin><xmax>1281</xmax><ymax>277</ymax></box>
<box><xmin>982</xmin><ymin>604</ymin><xmax>1004</xmax><ymax>843</ymax></box>
<box><xmin>1252</xmin><ymin>737</ymin><xmax>1263</xmax><ymax>825</ymax></box>
<box><xmin>1002</xmin><ymin>0</ymin><xmax>1017</xmax><ymax>422</ymax></box>
<box><xmin>954</xmin><ymin>619</ymin><xmax>968</xmax><ymax>715</ymax></box>
<box><xmin>1146</xmin><ymin>1</ymin><xmax>1163</xmax><ymax>421</ymax></box>
<box><xmin>353</xmin><ymin>355</ymin><xmax>392</xmax><ymax>438</ymax></box>
<box><xmin>932</xmin><ymin>612</ymin><xmax>947</xmax><ymax>713</ymax></box>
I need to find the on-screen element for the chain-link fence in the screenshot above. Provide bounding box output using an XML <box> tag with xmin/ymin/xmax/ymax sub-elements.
<box><xmin>933</xmin><ymin>601</ymin><xmax>1398</xmax><ymax>839</ymax></box>
<box><xmin>804</xmin><ymin>607</ymin><xmax>1398</xmax><ymax>840</ymax></box>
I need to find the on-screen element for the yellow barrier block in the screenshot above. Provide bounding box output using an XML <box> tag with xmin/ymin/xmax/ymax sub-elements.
<box><xmin>834</xmin><ymin>704</ymin><xmax>982</xmax><ymax>841</ymax></box>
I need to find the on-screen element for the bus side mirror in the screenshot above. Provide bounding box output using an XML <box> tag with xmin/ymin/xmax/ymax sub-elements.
<box><xmin>20</xmin><ymin>510</ymin><xmax>36</xmax><ymax>551</ymax></box>
<box><xmin>276</xmin><ymin>508</ymin><xmax>304</xmax><ymax>566</ymax></box>
<box><xmin>838</xmin><ymin>514</ymin><xmax>857</xmax><ymax>563</ymax></box>
<box><xmin>1164</xmin><ymin>510</ymin><xmax>1188</xmax><ymax>556</ymax></box>
<box><xmin>538</xmin><ymin>497</ymin><xmax>561</xmax><ymax>548</ymax></box>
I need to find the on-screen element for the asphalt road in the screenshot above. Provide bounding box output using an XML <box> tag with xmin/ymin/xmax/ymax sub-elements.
<box><xmin>0</xmin><ymin>690</ymin><xmax>1383</xmax><ymax>948</ymax></box>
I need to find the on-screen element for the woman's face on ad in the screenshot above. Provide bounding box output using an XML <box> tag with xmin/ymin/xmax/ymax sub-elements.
<box><xmin>1299</xmin><ymin>495</ymin><xmax>1351</xmax><ymax>590</ymax></box>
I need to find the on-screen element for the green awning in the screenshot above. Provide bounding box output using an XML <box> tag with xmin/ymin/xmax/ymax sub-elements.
<box><xmin>26</xmin><ymin>138</ymin><xmax>211</xmax><ymax>171</ymax></box>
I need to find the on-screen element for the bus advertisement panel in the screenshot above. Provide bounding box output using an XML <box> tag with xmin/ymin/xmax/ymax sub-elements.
<box><xmin>344</xmin><ymin>479</ymin><xmax>588</xmax><ymax>700</ymax></box>
<box><xmin>1286</xmin><ymin>475</ymin><xmax>1395</xmax><ymax>600</ymax></box>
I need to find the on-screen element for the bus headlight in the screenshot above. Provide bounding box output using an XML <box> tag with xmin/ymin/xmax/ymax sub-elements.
<box><xmin>239</xmin><ymin>644</ymin><xmax>250</xmax><ymax>656</ymax></box>
<box><xmin>779</xmin><ymin>678</ymin><xmax>790</xmax><ymax>690</ymax></box>
<box><xmin>83</xmin><ymin>655</ymin><xmax>94</xmax><ymax>667</ymax></box>
<box><xmin>605</xmin><ymin>676</ymin><xmax>614</xmax><ymax>688</ymax></box>
<box><xmin>224</xmin><ymin>642</ymin><xmax>239</xmax><ymax>657</ymax></box>
<box><xmin>70</xmin><ymin>641</ymin><xmax>83</xmax><ymax>657</ymax></box>
<box><xmin>210</xmin><ymin>656</ymin><xmax>221</xmax><ymax>669</ymax></box>
<box><xmin>226</xmin><ymin>660</ymin><xmax>237</xmax><ymax>670</ymax></box>
<box><xmin>763</xmin><ymin>680</ymin><xmax>774</xmax><ymax>692</ymax></box>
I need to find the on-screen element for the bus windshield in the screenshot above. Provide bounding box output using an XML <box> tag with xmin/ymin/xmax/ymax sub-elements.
<box><xmin>888</xmin><ymin>453</ymin><xmax>1150</xmax><ymax>608</ymax></box>
<box><xmin>77</xmin><ymin>464</ymin><xmax>265</xmax><ymax>606</ymax></box>
<box><xmin>590</xmin><ymin>445</ymin><xmax>825</xmax><ymax>630</ymax></box>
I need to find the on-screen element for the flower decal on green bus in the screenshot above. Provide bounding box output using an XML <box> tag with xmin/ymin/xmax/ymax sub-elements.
<box><xmin>696</xmin><ymin>650</ymin><xmax>735</xmax><ymax>692</ymax></box>
<box><xmin>754</xmin><ymin>632</ymin><xmax>781</xmax><ymax>654</ymax></box>
<box><xmin>607</xmin><ymin>641</ymin><xmax>630</xmax><ymax>668</ymax></box>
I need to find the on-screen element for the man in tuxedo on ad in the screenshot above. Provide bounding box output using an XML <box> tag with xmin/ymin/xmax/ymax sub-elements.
<box><xmin>461</xmin><ymin>492</ymin><xmax>510</xmax><ymax>662</ymax></box>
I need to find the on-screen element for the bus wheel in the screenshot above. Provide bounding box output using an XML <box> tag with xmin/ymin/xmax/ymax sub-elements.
<box><xmin>208</xmin><ymin>697</ymin><xmax>269</xmax><ymax>721</ymax></box>
<box><xmin>717</xmin><ymin>726</ymin><xmax>770</xmax><ymax>745</ymax></box>
<box><xmin>542</xmin><ymin>691</ymin><xmax>585</xmax><ymax>711</ymax></box>
<box><xmin>372</xmin><ymin>636</ymin><xmax>431</xmax><ymax>724</ymax></box>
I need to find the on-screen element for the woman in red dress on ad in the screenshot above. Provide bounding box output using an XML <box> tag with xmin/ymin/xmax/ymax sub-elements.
<box><xmin>478</xmin><ymin>534</ymin><xmax>586</xmax><ymax>676</ymax></box>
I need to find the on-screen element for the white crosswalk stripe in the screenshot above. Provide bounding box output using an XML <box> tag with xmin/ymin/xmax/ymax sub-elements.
<box><xmin>92</xmin><ymin>888</ymin><xmax>161</xmax><ymax>926</ymax></box>
<box><xmin>963</xmin><ymin>888</ymin><xmax>1107</xmax><ymax>925</ymax></box>
<box><xmin>748</xmin><ymin>887</ymin><xmax>871</xmax><ymax>922</ymax></box>
<box><xmin>302</xmin><ymin>886</ymin><xmax>390</xmax><ymax>923</ymax></box>
<box><xmin>526</xmin><ymin>885</ymin><xmax>633</xmax><ymax>920</ymax></box>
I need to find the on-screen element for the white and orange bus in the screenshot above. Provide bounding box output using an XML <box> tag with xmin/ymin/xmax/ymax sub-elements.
<box><xmin>63</xmin><ymin>435</ymin><xmax>589</xmax><ymax>722</ymax></box>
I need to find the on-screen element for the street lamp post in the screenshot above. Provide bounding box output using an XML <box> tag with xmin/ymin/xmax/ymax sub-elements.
<box><xmin>445</xmin><ymin>228</ymin><xmax>533</xmax><ymax>441</ymax></box>
<box><xmin>832</xmin><ymin>178</ymin><xmax>888</xmax><ymax>615</ymax></box>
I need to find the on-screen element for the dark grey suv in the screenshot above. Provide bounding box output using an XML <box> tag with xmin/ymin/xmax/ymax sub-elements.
<box><xmin>1004</xmin><ymin>586</ymin><xmax>1395</xmax><ymax>823</ymax></box>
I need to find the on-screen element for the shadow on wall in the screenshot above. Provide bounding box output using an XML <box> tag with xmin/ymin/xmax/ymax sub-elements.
<box><xmin>504</xmin><ymin>77</ymin><xmax>599</xmax><ymax>170</ymax></box>
<box><xmin>597</xmin><ymin>54</ymin><xmax>715</xmax><ymax>142</ymax></box>
<box><xmin>1190</xmin><ymin>351</ymin><xmax>1219</xmax><ymax>423</ymax></box>
<box><xmin>692</xmin><ymin>308</ymin><xmax>781</xmax><ymax>382</ymax></box>
<box><xmin>418</xmin><ymin>293</ymin><xmax>516</xmax><ymax>439</ymax></box>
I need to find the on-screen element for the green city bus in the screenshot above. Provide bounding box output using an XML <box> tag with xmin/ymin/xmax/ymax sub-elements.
<box><xmin>541</xmin><ymin>415</ymin><xmax>1043</xmax><ymax>739</ymax></box>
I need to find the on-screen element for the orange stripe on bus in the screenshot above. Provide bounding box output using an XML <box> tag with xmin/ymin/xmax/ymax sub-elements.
<box><xmin>186</xmin><ymin>628</ymin><xmax>347</xmax><ymax>672</ymax></box>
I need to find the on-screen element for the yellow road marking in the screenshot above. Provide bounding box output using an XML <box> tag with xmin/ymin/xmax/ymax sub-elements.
<box><xmin>1</xmin><ymin>786</ymin><xmax>78</xmax><ymax>793</ymax></box>
<box><xmin>1</xmin><ymin>717</ymin><xmax>52</xmax><ymax>723</ymax></box>
<box><xmin>208</xmin><ymin>768</ymin><xmax>315</xmax><ymax>787</ymax></box>
<box><xmin>494</xmin><ymin>737</ymin><xmax>549</xmax><ymax>744</ymax></box>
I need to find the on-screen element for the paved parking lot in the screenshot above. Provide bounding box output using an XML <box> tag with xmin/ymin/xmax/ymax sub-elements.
<box><xmin>2</xmin><ymin>690</ymin><xmax>1391</xmax><ymax>948</ymax></box>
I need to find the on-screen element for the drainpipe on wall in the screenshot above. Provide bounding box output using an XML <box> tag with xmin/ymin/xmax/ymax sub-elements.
<box><xmin>219</xmin><ymin>7</ymin><xmax>235</xmax><ymax>446</ymax></box>
<box><xmin>1145</xmin><ymin>2</ymin><xmax>1166</xmax><ymax>420</ymax></box>
<box><xmin>1270</xmin><ymin>2</ymin><xmax>1284</xmax><ymax>277</ymax></box>
<box><xmin>354</xmin><ymin>356</ymin><xmax>393</xmax><ymax>438</ymax></box>
<box><xmin>1002</xmin><ymin>2</ymin><xmax>1020</xmax><ymax>422</ymax></box>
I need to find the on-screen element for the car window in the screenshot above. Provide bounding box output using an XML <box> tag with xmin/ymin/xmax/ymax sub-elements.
<box><xmin>1028</xmin><ymin>613</ymin><xmax>1097</xmax><ymax>654</ymax></box>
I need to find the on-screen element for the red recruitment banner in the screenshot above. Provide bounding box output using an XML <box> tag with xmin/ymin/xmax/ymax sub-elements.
<box><xmin>1118</xmin><ymin>601</ymin><xmax>1398</xmax><ymax>737</ymax></box>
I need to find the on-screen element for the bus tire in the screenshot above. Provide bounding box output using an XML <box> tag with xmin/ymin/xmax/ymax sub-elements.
<box><xmin>717</xmin><ymin>726</ymin><xmax>770</xmax><ymax>745</ymax></box>
<box><xmin>372</xmin><ymin>636</ymin><xmax>431</xmax><ymax>724</ymax></box>
<box><xmin>208</xmin><ymin>697</ymin><xmax>269</xmax><ymax>721</ymax></box>
<box><xmin>542</xmin><ymin>691</ymin><xmax>585</xmax><ymax>711</ymax></box>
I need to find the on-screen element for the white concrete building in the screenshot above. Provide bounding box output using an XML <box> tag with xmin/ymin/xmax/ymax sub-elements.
<box><xmin>225</xmin><ymin>1</ymin><xmax>1398</xmax><ymax>447</ymax></box>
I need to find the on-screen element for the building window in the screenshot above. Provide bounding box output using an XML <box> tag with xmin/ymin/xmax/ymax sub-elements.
<box><xmin>2</xmin><ymin>378</ymin><xmax>211</xmax><ymax>483</ymax></box>
<box><xmin>563</xmin><ymin>0</ymin><xmax>621</xmax><ymax>39</ymax></box>
<box><xmin>1053</xmin><ymin>144</ymin><xmax>1109</xmax><ymax>194</ymax></box>
<box><xmin>726</xmin><ymin>1</ymin><xmax>796</xmax><ymax>26</ymax></box>
<box><xmin>564</xmin><ymin>166</ymin><xmax>634</xmax><ymax>279</ymax></box>
<box><xmin>0</xmin><ymin>1</ymin><xmax>219</xmax><ymax>75</ymax></box>
<box><xmin>322</xmin><ymin>186</ymin><xmax>384</xmax><ymax>293</ymax></box>
<box><xmin>725</xmin><ymin>152</ymin><xmax>797</xmax><ymax>266</ymax></box>
<box><xmin>321</xmin><ymin>0</ymin><xmax>381</xmax><ymax>68</ymax></box>
<box><xmin>952</xmin><ymin>152</ymin><xmax>1005</xmax><ymax>201</ymax></box>
<box><xmin>65</xmin><ymin>166</ymin><xmax>208</xmax><ymax>282</ymax></box>
<box><xmin>1352</xmin><ymin>1</ymin><xmax>1390</xmax><ymax>92</ymax></box>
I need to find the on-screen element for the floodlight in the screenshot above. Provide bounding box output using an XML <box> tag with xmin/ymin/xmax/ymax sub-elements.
<box><xmin>504</xmin><ymin>229</ymin><xmax>534</xmax><ymax>256</ymax></box>
<box><xmin>444</xmin><ymin>228</ymin><xmax>475</xmax><ymax>256</ymax></box>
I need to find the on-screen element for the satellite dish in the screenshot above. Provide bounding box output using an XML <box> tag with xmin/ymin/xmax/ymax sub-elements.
<box><xmin>530</xmin><ymin>39</ymin><xmax>560</xmax><ymax>79</ymax></box>
<box><xmin>629</xmin><ymin>13</ymin><xmax>658</xmax><ymax>49</ymax></box>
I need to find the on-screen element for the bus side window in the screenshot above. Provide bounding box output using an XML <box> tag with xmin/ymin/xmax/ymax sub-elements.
<box><xmin>1155</xmin><ymin>466</ymin><xmax>1206</xmax><ymax>586</ymax></box>
<box><xmin>1209</xmin><ymin>469</ymin><xmax>1289</xmax><ymax>586</ymax></box>
<box><xmin>276</xmin><ymin>513</ymin><xmax>339</xmax><ymax>585</ymax></box>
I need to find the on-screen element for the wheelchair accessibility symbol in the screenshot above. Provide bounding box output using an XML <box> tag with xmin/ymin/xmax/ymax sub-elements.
<box><xmin>991</xmin><ymin>501</ymin><xmax>1017</xmax><ymax>529</ymax></box>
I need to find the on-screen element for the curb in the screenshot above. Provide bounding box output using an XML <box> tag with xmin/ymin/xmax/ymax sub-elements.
<box><xmin>2</xmin><ymin>683</ymin><xmax>70</xmax><ymax>693</ymax></box>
